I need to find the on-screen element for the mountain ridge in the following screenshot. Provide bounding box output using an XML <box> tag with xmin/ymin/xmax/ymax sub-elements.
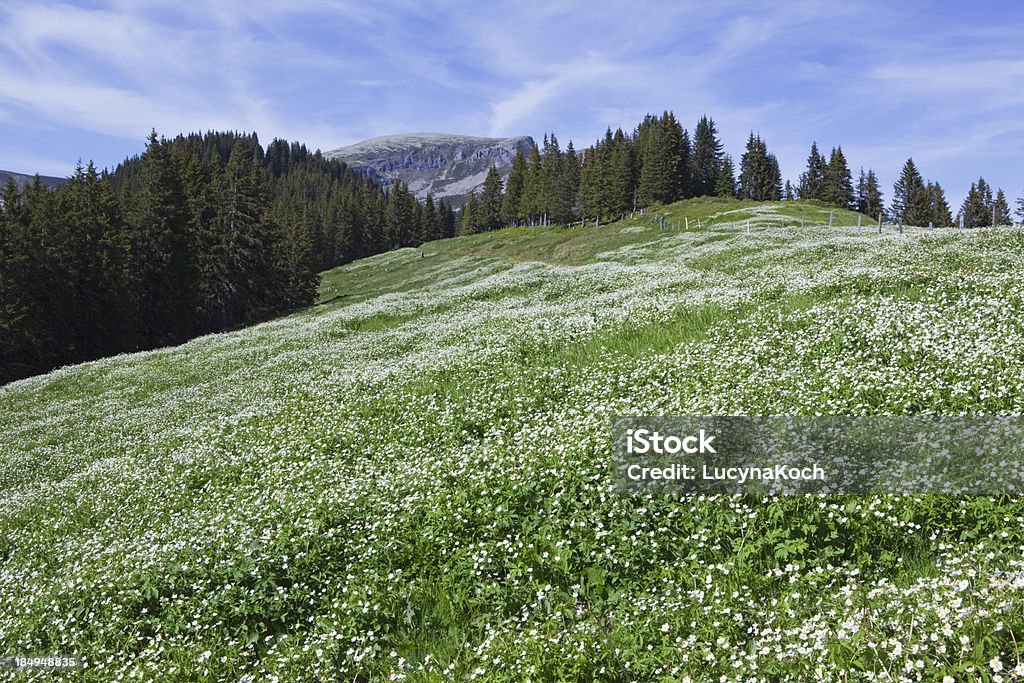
<box><xmin>324</xmin><ymin>132</ymin><xmax>535</xmax><ymax>207</ymax></box>
<box><xmin>0</xmin><ymin>168</ymin><xmax>67</xmax><ymax>191</ymax></box>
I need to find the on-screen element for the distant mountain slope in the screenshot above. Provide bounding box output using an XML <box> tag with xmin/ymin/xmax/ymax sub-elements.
<box><xmin>324</xmin><ymin>132</ymin><xmax>534</xmax><ymax>206</ymax></box>
<box><xmin>0</xmin><ymin>168</ymin><xmax>67</xmax><ymax>191</ymax></box>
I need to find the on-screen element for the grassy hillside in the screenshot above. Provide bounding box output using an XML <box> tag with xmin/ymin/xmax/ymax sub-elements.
<box><xmin>3</xmin><ymin>198</ymin><xmax>1024</xmax><ymax>681</ymax></box>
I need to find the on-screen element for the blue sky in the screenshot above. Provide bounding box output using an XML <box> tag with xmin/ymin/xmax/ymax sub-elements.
<box><xmin>1</xmin><ymin>0</ymin><xmax>1021</xmax><ymax>210</ymax></box>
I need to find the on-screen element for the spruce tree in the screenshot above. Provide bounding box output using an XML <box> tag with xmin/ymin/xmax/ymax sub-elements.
<box><xmin>502</xmin><ymin>149</ymin><xmax>527</xmax><ymax>226</ymax></box>
<box><xmin>521</xmin><ymin>142</ymin><xmax>544</xmax><ymax>225</ymax></box>
<box><xmin>692</xmin><ymin>115</ymin><xmax>723</xmax><ymax>197</ymax></box>
<box><xmin>0</xmin><ymin>179</ymin><xmax>38</xmax><ymax>382</ymax></box>
<box><xmin>864</xmin><ymin>169</ymin><xmax>884</xmax><ymax>218</ymax></box>
<box><xmin>637</xmin><ymin>116</ymin><xmax>674</xmax><ymax>206</ymax></box>
<box><xmin>891</xmin><ymin>158</ymin><xmax>930</xmax><ymax>225</ymax></box>
<box><xmin>994</xmin><ymin>189</ymin><xmax>1012</xmax><ymax>225</ymax></box>
<box><xmin>676</xmin><ymin>127</ymin><xmax>693</xmax><ymax>200</ymax></box>
<box><xmin>926</xmin><ymin>181</ymin><xmax>953</xmax><ymax>227</ymax></box>
<box><xmin>422</xmin><ymin>195</ymin><xmax>442</xmax><ymax>241</ymax></box>
<box><xmin>959</xmin><ymin>178</ymin><xmax>993</xmax><ymax>228</ymax></box>
<box><xmin>542</xmin><ymin>133</ymin><xmax>568</xmax><ymax>223</ymax></box>
<box><xmin>607</xmin><ymin>129</ymin><xmax>635</xmax><ymax>215</ymax></box>
<box><xmin>738</xmin><ymin>133</ymin><xmax>763</xmax><ymax>201</ymax></box>
<box><xmin>797</xmin><ymin>142</ymin><xmax>826</xmax><ymax>200</ymax></box>
<box><xmin>431</xmin><ymin>197</ymin><xmax>454</xmax><ymax>239</ymax></box>
<box><xmin>577</xmin><ymin>144</ymin><xmax>604</xmax><ymax>219</ymax></box>
<box><xmin>823</xmin><ymin>146</ymin><xmax>854</xmax><ymax>209</ymax></box>
<box><xmin>56</xmin><ymin>161</ymin><xmax>129</xmax><ymax>358</ymax></box>
<box><xmin>560</xmin><ymin>141</ymin><xmax>580</xmax><ymax>222</ymax></box>
<box><xmin>479</xmin><ymin>165</ymin><xmax>504</xmax><ymax>232</ymax></box>
<box><xmin>738</xmin><ymin>134</ymin><xmax>780</xmax><ymax>201</ymax></box>
<box><xmin>716</xmin><ymin>154</ymin><xmax>737</xmax><ymax>198</ymax></box>
<box><xmin>385</xmin><ymin>182</ymin><xmax>418</xmax><ymax>247</ymax></box>
<box><xmin>855</xmin><ymin>168</ymin><xmax>867</xmax><ymax>213</ymax></box>
<box><xmin>768</xmin><ymin>155</ymin><xmax>783</xmax><ymax>201</ymax></box>
<box><xmin>458</xmin><ymin>192</ymin><xmax>479</xmax><ymax>235</ymax></box>
<box><xmin>130</xmin><ymin>130</ymin><xmax>196</xmax><ymax>345</ymax></box>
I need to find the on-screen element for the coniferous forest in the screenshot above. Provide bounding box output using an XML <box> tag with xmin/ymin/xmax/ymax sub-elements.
<box><xmin>3</xmin><ymin>114</ymin><xmax>1021</xmax><ymax>385</ymax></box>
<box><xmin>0</xmin><ymin>131</ymin><xmax>455</xmax><ymax>384</ymax></box>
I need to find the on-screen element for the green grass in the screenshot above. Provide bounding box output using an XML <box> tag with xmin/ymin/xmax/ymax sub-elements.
<box><xmin>3</xmin><ymin>199</ymin><xmax>1024</xmax><ymax>681</ymax></box>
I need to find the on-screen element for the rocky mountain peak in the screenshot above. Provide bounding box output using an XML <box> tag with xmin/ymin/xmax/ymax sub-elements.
<box><xmin>324</xmin><ymin>133</ymin><xmax>535</xmax><ymax>207</ymax></box>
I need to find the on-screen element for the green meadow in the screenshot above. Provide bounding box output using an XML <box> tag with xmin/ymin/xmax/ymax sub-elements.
<box><xmin>3</xmin><ymin>198</ymin><xmax>1024</xmax><ymax>681</ymax></box>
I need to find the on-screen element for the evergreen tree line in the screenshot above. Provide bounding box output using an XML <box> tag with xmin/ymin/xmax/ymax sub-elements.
<box><xmin>958</xmin><ymin>176</ymin><xmax>1013</xmax><ymax>228</ymax></box>
<box><xmin>458</xmin><ymin>109</ymin><xmax>1024</xmax><ymax>236</ymax></box>
<box><xmin>886</xmin><ymin>157</ymin><xmax>953</xmax><ymax>227</ymax></box>
<box><xmin>797</xmin><ymin>145</ymin><xmax>1019</xmax><ymax>228</ymax></box>
<box><xmin>457</xmin><ymin>113</ymin><xmax>780</xmax><ymax>234</ymax></box>
<box><xmin>0</xmin><ymin>130</ymin><xmax>455</xmax><ymax>385</ymax></box>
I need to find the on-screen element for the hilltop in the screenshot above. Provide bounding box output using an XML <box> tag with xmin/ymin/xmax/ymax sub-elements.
<box><xmin>2</xmin><ymin>198</ymin><xmax>1024</xmax><ymax>681</ymax></box>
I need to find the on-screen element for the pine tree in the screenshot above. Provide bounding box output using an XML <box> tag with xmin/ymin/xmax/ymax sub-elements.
<box><xmin>637</xmin><ymin>115</ymin><xmax>675</xmax><ymax>206</ymax></box>
<box><xmin>925</xmin><ymin>181</ymin><xmax>953</xmax><ymax>227</ymax></box>
<box><xmin>864</xmin><ymin>169</ymin><xmax>884</xmax><ymax>219</ymax></box>
<box><xmin>385</xmin><ymin>182</ymin><xmax>418</xmax><ymax>247</ymax></box>
<box><xmin>959</xmin><ymin>177</ymin><xmax>993</xmax><ymax>228</ymax></box>
<box><xmin>994</xmin><ymin>189</ymin><xmax>1012</xmax><ymax>225</ymax></box>
<box><xmin>607</xmin><ymin>128</ymin><xmax>635</xmax><ymax>215</ymax></box>
<box><xmin>716</xmin><ymin>154</ymin><xmax>737</xmax><ymax>198</ymax></box>
<box><xmin>560</xmin><ymin>141</ymin><xmax>580</xmax><ymax>222</ymax></box>
<box><xmin>738</xmin><ymin>134</ymin><xmax>780</xmax><ymax>201</ymax></box>
<box><xmin>458</xmin><ymin>191</ymin><xmax>479</xmax><ymax>235</ymax></box>
<box><xmin>767</xmin><ymin>155</ymin><xmax>783</xmax><ymax>201</ymax></box>
<box><xmin>738</xmin><ymin>133</ymin><xmax>762</xmax><ymax>201</ymax></box>
<box><xmin>577</xmin><ymin>145</ymin><xmax>604</xmax><ymax>219</ymax></box>
<box><xmin>823</xmin><ymin>146</ymin><xmax>854</xmax><ymax>209</ymax></box>
<box><xmin>270</xmin><ymin>202</ymin><xmax>318</xmax><ymax>310</ymax></box>
<box><xmin>1016</xmin><ymin>192</ymin><xmax>1024</xmax><ymax>223</ymax></box>
<box><xmin>797</xmin><ymin>142</ymin><xmax>826</xmax><ymax>200</ymax></box>
<box><xmin>0</xmin><ymin>178</ymin><xmax>40</xmax><ymax>382</ymax></box>
<box><xmin>891</xmin><ymin>158</ymin><xmax>930</xmax><ymax>225</ymax></box>
<box><xmin>521</xmin><ymin>142</ymin><xmax>544</xmax><ymax>225</ymax></box>
<box><xmin>692</xmin><ymin>115</ymin><xmax>723</xmax><ymax>197</ymax></box>
<box><xmin>438</xmin><ymin>198</ymin><xmax>456</xmax><ymax>238</ymax></box>
<box><xmin>502</xmin><ymin>149</ymin><xmax>527</xmax><ymax>226</ymax></box>
<box><xmin>855</xmin><ymin>168</ymin><xmax>868</xmax><ymax>213</ymax></box>
<box><xmin>784</xmin><ymin>180</ymin><xmax>794</xmax><ymax>201</ymax></box>
<box><xmin>479</xmin><ymin>165</ymin><xmax>504</xmax><ymax>231</ymax></box>
<box><xmin>2</xmin><ymin>129</ymin><xmax>397</xmax><ymax>384</ymax></box>
<box><xmin>676</xmin><ymin>127</ymin><xmax>693</xmax><ymax>200</ymax></box>
<box><xmin>130</xmin><ymin>130</ymin><xmax>196</xmax><ymax>345</ymax></box>
<box><xmin>544</xmin><ymin>133</ymin><xmax>577</xmax><ymax>224</ymax></box>
<box><xmin>56</xmin><ymin>161</ymin><xmax>129</xmax><ymax>358</ymax></box>
<box><xmin>421</xmin><ymin>195</ymin><xmax>442</xmax><ymax>241</ymax></box>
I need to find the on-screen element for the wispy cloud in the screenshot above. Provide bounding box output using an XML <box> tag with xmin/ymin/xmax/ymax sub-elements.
<box><xmin>0</xmin><ymin>0</ymin><xmax>1020</xmax><ymax>209</ymax></box>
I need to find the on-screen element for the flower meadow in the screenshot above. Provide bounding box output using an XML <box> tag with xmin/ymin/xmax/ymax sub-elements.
<box><xmin>2</xmin><ymin>203</ymin><xmax>1024</xmax><ymax>681</ymax></box>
